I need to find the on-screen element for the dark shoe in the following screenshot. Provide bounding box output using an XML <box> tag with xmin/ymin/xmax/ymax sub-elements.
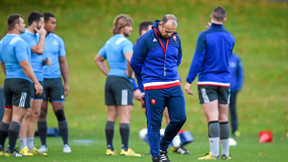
<box><xmin>221</xmin><ymin>154</ymin><xmax>231</xmax><ymax>160</ymax></box>
<box><xmin>172</xmin><ymin>146</ymin><xmax>191</xmax><ymax>155</ymax></box>
<box><xmin>160</xmin><ymin>150</ymin><xmax>170</xmax><ymax>162</ymax></box>
<box><xmin>152</xmin><ymin>156</ymin><xmax>160</xmax><ymax>162</ymax></box>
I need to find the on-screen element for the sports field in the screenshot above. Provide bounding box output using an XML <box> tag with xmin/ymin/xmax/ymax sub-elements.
<box><xmin>0</xmin><ymin>0</ymin><xmax>287</xmax><ymax>161</ymax></box>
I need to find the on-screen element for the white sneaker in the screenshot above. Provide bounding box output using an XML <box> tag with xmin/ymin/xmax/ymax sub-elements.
<box><xmin>38</xmin><ymin>145</ymin><xmax>48</xmax><ymax>153</ymax></box>
<box><xmin>63</xmin><ymin>144</ymin><xmax>71</xmax><ymax>153</ymax></box>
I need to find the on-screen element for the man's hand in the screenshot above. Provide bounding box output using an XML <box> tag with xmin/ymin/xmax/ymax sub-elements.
<box><xmin>64</xmin><ymin>84</ymin><xmax>70</xmax><ymax>97</ymax></box>
<box><xmin>133</xmin><ymin>89</ymin><xmax>142</xmax><ymax>101</ymax></box>
<box><xmin>35</xmin><ymin>26</ymin><xmax>47</xmax><ymax>36</ymax></box>
<box><xmin>205</xmin><ymin>22</ymin><xmax>212</xmax><ymax>29</ymax></box>
<box><xmin>184</xmin><ymin>82</ymin><xmax>193</xmax><ymax>95</ymax></box>
<box><xmin>34</xmin><ymin>82</ymin><xmax>43</xmax><ymax>96</ymax></box>
<box><xmin>46</xmin><ymin>57</ymin><xmax>51</xmax><ymax>66</ymax></box>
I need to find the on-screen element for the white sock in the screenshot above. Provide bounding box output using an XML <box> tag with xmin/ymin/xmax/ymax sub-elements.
<box><xmin>27</xmin><ymin>137</ymin><xmax>34</xmax><ymax>150</ymax></box>
<box><xmin>220</xmin><ymin>139</ymin><xmax>229</xmax><ymax>156</ymax></box>
<box><xmin>209</xmin><ymin>137</ymin><xmax>219</xmax><ymax>157</ymax></box>
<box><xmin>172</xmin><ymin>135</ymin><xmax>181</xmax><ymax>147</ymax></box>
<box><xmin>19</xmin><ymin>137</ymin><xmax>27</xmax><ymax>150</ymax></box>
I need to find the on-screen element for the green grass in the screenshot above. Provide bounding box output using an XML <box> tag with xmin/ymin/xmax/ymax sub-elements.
<box><xmin>0</xmin><ymin>0</ymin><xmax>287</xmax><ymax>161</ymax></box>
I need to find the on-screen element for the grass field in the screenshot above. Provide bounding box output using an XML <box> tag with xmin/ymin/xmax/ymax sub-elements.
<box><xmin>0</xmin><ymin>0</ymin><xmax>287</xmax><ymax>161</ymax></box>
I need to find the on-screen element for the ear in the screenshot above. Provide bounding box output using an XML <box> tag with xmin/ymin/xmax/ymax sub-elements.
<box><xmin>210</xmin><ymin>15</ymin><xmax>212</xmax><ymax>20</ymax></box>
<box><xmin>223</xmin><ymin>17</ymin><xmax>227</xmax><ymax>23</ymax></box>
<box><xmin>32</xmin><ymin>21</ymin><xmax>37</xmax><ymax>27</ymax></box>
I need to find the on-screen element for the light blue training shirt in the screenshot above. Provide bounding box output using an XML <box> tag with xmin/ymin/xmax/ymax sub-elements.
<box><xmin>21</xmin><ymin>29</ymin><xmax>46</xmax><ymax>81</ymax></box>
<box><xmin>98</xmin><ymin>34</ymin><xmax>133</xmax><ymax>79</ymax></box>
<box><xmin>0</xmin><ymin>34</ymin><xmax>31</xmax><ymax>82</ymax></box>
<box><xmin>43</xmin><ymin>33</ymin><xmax>66</xmax><ymax>79</ymax></box>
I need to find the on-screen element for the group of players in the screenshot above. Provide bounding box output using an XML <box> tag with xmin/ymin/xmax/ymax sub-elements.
<box><xmin>0</xmin><ymin>12</ymin><xmax>70</xmax><ymax>157</ymax></box>
<box><xmin>0</xmin><ymin>6</ymin><xmax>237</xmax><ymax>162</ymax></box>
<box><xmin>95</xmin><ymin>6</ymin><xmax>235</xmax><ymax>162</ymax></box>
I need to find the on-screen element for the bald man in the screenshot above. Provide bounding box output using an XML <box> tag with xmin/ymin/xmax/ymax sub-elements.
<box><xmin>131</xmin><ymin>14</ymin><xmax>186</xmax><ymax>162</ymax></box>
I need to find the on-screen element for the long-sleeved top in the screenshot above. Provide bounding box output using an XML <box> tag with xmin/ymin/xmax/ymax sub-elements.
<box><xmin>186</xmin><ymin>23</ymin><xmax>235</xmax><ymax>87</ymax></box>
<box><xmin>131</xmin><ymin>20</ymin><xmax>182</xmax><ymax>90</ymax></box>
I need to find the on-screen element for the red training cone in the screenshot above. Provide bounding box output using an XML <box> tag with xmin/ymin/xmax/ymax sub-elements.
<box><xmin>259</xmin><ymin>131</ymin><xmax>273</xmax><ymax>143</ymax></box>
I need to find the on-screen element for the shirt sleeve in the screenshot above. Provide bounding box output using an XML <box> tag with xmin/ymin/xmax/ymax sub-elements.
<box><xmin>186</xmin><ymin>33</ymin><xmax>206</xmax><ymax>83</ymax></box>
<box><xmin>176</xmin><ymin>34</ymin><xmax>182</xmax><ymax>67</ymax></box>
<box><xmin>15</xmin><ymin>40</ymin><xmax>29</xmax><ymax>62</ymax></box>
<box><xmin>237</xmin><ymin>57</ymin><xmax>244</xmax><ymax>90</ymax></box>
<box><xmin>58</xmin><ymin>37</ymin><xmax>66</xmax><ymax>57</ymax></box>
<box><xmin>98</xmin><ymin>44</ymin><xmax>107</xmax><ymax>59</ymax></box>
<box><xmin>122</xmin><ymin>40</ymin><xmax>133</xmax><ymax>54</ymax></box>
<box><xmin>21</xmin><ymin>34</ymin><xmax>37</xmax><ymax>49</ymax></box>
<box><xmin>130</xmin><ymin>36</ymin><xmax>148</xmax><ymax>82</ymax></box>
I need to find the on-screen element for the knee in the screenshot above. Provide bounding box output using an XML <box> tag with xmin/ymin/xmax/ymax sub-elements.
<box><xmin>179</xmin><ymin>116</ymin><xmax>187</xmax><ymax>125</ymax></box>
<box><xmin>31</xmin><ymin>109</ymin><xmax>41</xmax><ymax>119</ymax></box>
<box><xmin>55</xmin><ymin>110</ymin><xmax>66</xmax><ymax>121</ymax></box>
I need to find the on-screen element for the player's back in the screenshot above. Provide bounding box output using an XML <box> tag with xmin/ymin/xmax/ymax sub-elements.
<box><xmin>0</xmin><ymin>34</ymin><xmax>30</xmax><ymax>80</ymax></box>
<box><xmin>101</xmin><ymin>34</ymin><xmax>133</xmax><ymax>78</ymax></box>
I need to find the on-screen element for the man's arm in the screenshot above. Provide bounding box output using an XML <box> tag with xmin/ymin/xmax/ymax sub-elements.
<box><xmin>177</xmin><ymin>34</ymin><xmax>182</xmax><ymax>66</ymax></box>
<box><xmin>0</xmin><ymin>62</ymin><xmax>6</xmax><ymax>76</ymax></box>
<box><xmin>31</xmin><ymin>27</ymin><xmax>46</xmax><ymax>54</ymax></box>
<box><xmin>59</xmin><ymin>56</ymin><xmax>69</xmax><ymax>96</ymax></box>
<box><xmin>185</xmin><ymin>34</ymin><xmax>206</xmax><ymax>95</ymax></box>
<box><xmin>130</xmin><ymin>36</ymin><xmax>148</xmax><ymax>82</ymax></box>
<box><xmin>94</xmin><ymin>53</ymin><xmax>109</xmax><ymax>76</ymax></box>
<box><xmin>124</xmin><ymin>51</ymin><xmax>133</xmax><ymax>78</ymax></box>
<box><xmin>19</xmin><ymin>60</ymin><xmax>43</xmax><ymax>95</ymax></box>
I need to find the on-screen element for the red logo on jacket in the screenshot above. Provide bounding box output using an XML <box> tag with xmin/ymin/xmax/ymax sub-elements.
<box><xmin>172</xmin><ymin>35</ymin><xmax>177</xmax><ymax>41</ymax></box>
<box><xmin>151</xmin><ymin>99</ymin><xmax>156</xmax><ymax>105</ymax></box>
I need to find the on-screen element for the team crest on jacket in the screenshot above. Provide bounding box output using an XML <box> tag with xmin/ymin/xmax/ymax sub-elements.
<box><xmin>151</xmin><ymin>99</ymin><xmax>156</xmax><ymax>105</ymax></box>
<box><xmin>172</xmin><ymin>35</ymin><xmax>177</xmax><ymax>41</ymax></box>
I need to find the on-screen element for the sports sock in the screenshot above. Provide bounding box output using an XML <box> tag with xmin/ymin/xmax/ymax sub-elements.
<box><xmin>172</xmin><ymin>134</ymin><xmax>181</xmax><ymax>147</ymax></box>
<box><xmin>27</xmin><ymin>137</ymin><xmax>34</xmax><ymax>150</ymax></box>
<box><xmin>208</xmin><ymin>121</ymin><xmax>220</xmax><ymax>157</ymax></box>
<box><xmin>37</xmin><ymin>121</ymin><xmax>47</xmax><ymax>146</ymax></box>
<box><xmin>58</xmin><ymin>120</ymin><xmax>69</xmax><ymax>145</ymax></box>
<box><xmin>220</xmin><ymin>122</ymin><xmax>230</xmax><ymax>156</ymax></box>
<box><xmin>19</xmin><ymin>137</ymin><xmax>27</xmax><ymax>150</ymax></box>
<box><xmin>7</xmin><ymin>121</ymin><xmax>21</xmax><ymax>153</ymax></box>
<box><xmin>119</xmin><ymin>123</ymin><xmax>130</xmax><ymax>151</ymax></box>
<box><xmin>0</xmin><ymin>122</ymin><xmax>9</xmax><ymax>151</ymax></box>
<box><xmin>105</xmin><ymin>121</ymin><xmax>115</xmax><ymax>151</ymax></box>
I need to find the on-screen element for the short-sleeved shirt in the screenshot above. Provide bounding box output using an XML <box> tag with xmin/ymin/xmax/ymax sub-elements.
<box><xmin>21</xmin><ymin>29</ymin><xmax>46</xmax><ymax>81</ymax></box>
<box><xmin>43</xmin><ymin>33</ymin><xmax>66</xmax><ymax>79</ymax></box>
<box><xmin>0</xmin><ymin>34</ymin><xmax>31</xmax><ymax>82</ymax></box>
<box><xmin>98</xmin><ymin>34</ymin><xmax>133</xmax><ymax>79</ymax></box>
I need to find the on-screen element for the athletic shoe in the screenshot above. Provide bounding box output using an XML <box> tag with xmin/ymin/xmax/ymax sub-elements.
<box><xmin>63</xmin><ymin>144</ymin><xmax>72</xmax><ymax>153</ymax></box>
<box><xmin>120</xmin><ymin>148</ymin><xmax>141</xmax><ymax>157</ymax></box>
<box><xmin>30</xmin><ymin>147</ymin><xmax>48</xmax><ymax>157</ymax></box>
<box><xmin>5</xmin><ymin>150</ymin><xmax>23</xmax><ymax>157</ymax></box>
<box><xmin>152</xmin><ymin>156</ymin><xmax>161</xmax><ymax>162</ymax></box>
<box><xmin>221</xmin><ymin>154</ymin><xmax>231</xmax><ymax>160</ymax></box>
<box><xmin>160</xmin><ymin>150</ymin><xmax>170</xmax><ymax>162</ymax></box>
<box><xmin>106</xmin><ymin>149</ymin><xmax>117</xmax><ymax>156</ymax></box>
<box><xmin>38</xmin><ymin>145</ymin><xmax>48</xmax><ymax>153</ymax></box>
<box><xmin>0</xmin><ymin>151</ymin><xmax>4</xmax><ymax>156</ymax></box>
<box><xmin>171</xmin><ymin>146</ymin><xmax>191</xmax><ymax>155</ymax></box>
<box><xmin>20</xmin><ymin>146</ymin><xmax>33</xmax><ymax>156</ymax></box>
<box><xmin>198</xmin><ymin>152</ymin><xmax>219</xmax><ymax>160</ymax></box>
